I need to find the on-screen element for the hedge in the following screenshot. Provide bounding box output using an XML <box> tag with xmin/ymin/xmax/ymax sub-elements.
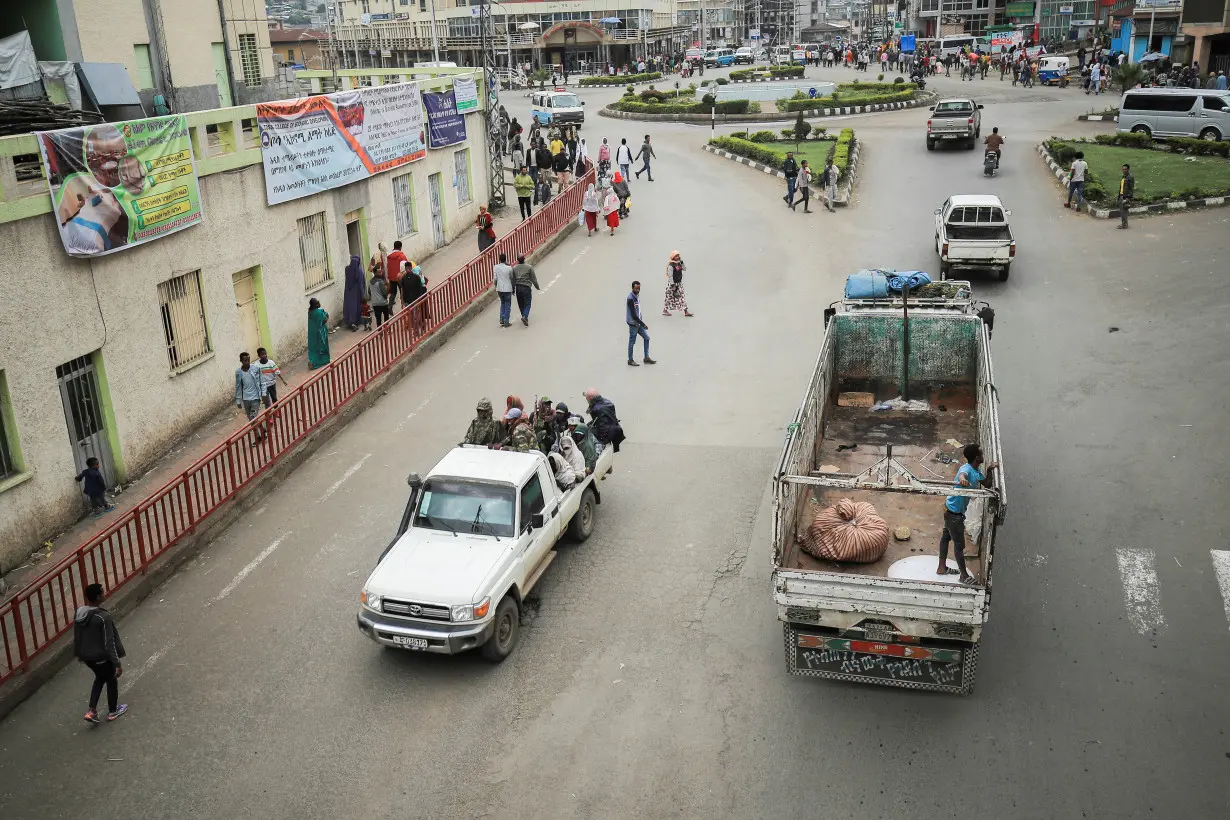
<box><xmin>1053</xmin><ymin>133</ymin><xmax>1230</xmax><ymax>161</ymax></box>
<box><xmin>729</xmin><ymin>68</ymin><xmax>762</xmax><ymax>81</ymax></box>
<box><xmin>578</xmin><ymin>72</ymin><xmax>662</xmax><ymax>87</ymax></box>
<box><xmin>829</xmin><ymin>128</ymin><xmax>855</xmax><ymax>181</ymax></box>
<box><xmin>776</xmin><ymin>88</ymin><xmax>916</xmax><ymax>112</ymax></box>
<box><xmin>611</xmin><ymin>97</ymin><xmax>751</xmax><ymax>115</ymax></box>
<box><xmin>769</xmin><ymin>65</ymin><xmax>805</xmax><ymax>78</ymax></box>
<box><xmin>709</xmin><ymin>128</ymin><xmax>854</xmax><ymax>181</ymax></box>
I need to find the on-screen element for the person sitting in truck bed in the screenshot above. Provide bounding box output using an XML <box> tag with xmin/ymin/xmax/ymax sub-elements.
<box><xmin>547</xmin><ymin>451</ymin><xmax>576</xmax><ymax>490</ymax></box>
<box><xmin>569</xmin><ymin>419</ymin><xmax>600</xmax><ymax>473</ymax></box>
<box><xmin>503</xmin><ymin>408</ymin><xmax>538</xmax><ymax>452</ymax></box>
<box><xmin>558</xmin><ymin>430</ymin><xmax>587</xmax><ymax>477</ymax></box>
<box><xmin>463</xmin><ymin>398</ymin><xmax>504</xmax><ymax>447</ymax></box>
<box><xmin>939</xmin><ymin>443</ymin><xmax>999</xmax><ymax>586</ymax></box>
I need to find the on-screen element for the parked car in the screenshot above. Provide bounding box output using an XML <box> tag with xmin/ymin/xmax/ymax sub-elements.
<box><xmin>1117</xmin><ymin>88</ymin><xmax>1230</xmax><ymax>141</ymax></box>
<box><xmin>926</xmin><ymin>97</ymin><xmax>983</xmax><ymax>150</ymax></box>
<box><xmin>735</xmin><ymin>47</ymin><xmax>756</xmax><ymax>65</ymax></box>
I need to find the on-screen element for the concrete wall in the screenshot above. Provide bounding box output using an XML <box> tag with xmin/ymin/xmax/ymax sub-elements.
<box><xmin>0</xmin><ymin>112</ymin><xmax>490</xmax><ymax>574</ymax></box>
<box><xmin>72</xmin><ymin>0</ymin><xmax>151</xmax><ymax>84</ymax></box>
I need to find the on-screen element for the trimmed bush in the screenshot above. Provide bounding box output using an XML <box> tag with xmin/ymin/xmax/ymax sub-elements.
<box><xmin>894</xmin><ymin>76</ymin><xmax>905</xmax><ymax>84</ymax></box>
<box><xmin>1091</xmin><ymin>132</ymin><xmax>1154</xmax><ymax>149</ymax></box>
<box><xmin>748</xmin><ymin>130</ymin><xmax>778</xmax><ymax>143</ymax></box>
<box><xmin>1167</xmin><ymin>137</ymin><xmax>1230</xmax><ymax>158</ymax></box>
<box><xmin>701</xmin><ymin>92</ymin><xmax>716</xmax><ymax>106</ymax></box>
<box><xmin>793</xmin><ymin>111</ymin><xmax>812</xmax><ymax>144</ymax></box>
<box><xmin>708</xmin><ymin>135</ymin><xmax>783</xmax><ymax>167</ymax></box>
<box><xmin>730</xmin><ymin>68</ymin><xmax>766</xmax><ymax>81</ymax></box>
<box><xmin>776</xmin><ymin>88</ymin><xmax>915</xmax><ymax>112</ymax></box>
<box><xmin>578</xmin><ymin>71</ymin><xmax>662</xmax><ymax>87</ymax></box>
<box><xmin>877</xmin><ymin>73</ymin><xmax>885</xmax><ymax>81</ymax></box>
<box><xmin>639</xmin><ymin>89</ymin><xmax>670</xmax><ymax>102</ymax></box>
<box><xmin>610</xmin><ymin>97</ymin><xmax>750</xmax><ymax>115</ymax></box>
<box><xmin>828</xmin><ymin>127</ymin><xmax>856</xmax><ymax>181</ymax></box>
<box><xmin>769</xmin><ymin>65</ymin><xmax>805</xmax><ymax>78</ymax></box>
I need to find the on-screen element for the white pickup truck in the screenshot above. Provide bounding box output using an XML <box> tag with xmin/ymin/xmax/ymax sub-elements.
<box><xmin>934</xmin><ymin>194</ymin><xmax>1016</xmax><ymax>282</ymax></box>
<box><xmin>357</xmin><ymin>444</ymin><xmax>613</xmax><ymax>662</ymax></box>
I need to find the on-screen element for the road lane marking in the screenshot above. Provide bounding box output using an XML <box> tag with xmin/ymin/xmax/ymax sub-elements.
<box><xmin>211</xmin><ymin>534</ymin><xmax>289</xmax><ymax>604</ymax></box>
<box><xmin>452</xmin><ymin>347</ymin><xmax>485</xmax><ymax>376</ymax></box>
<box><xmin>123</xmin><ymin>644</ymin><xmax>172</xmax><ymax>689</ymax></box>
<box><xmin>393</xmin><ymin>392</ymin><xmax>438</xmax><ymax>433</ymax></box>
<box><xmin>1115</xmin><ymin>548</ymin><xmax>1166</xmax><ymax>635</ymax></box>
<box><xmin>316</xmin><ymin>453</ymin><xmax>372</xmax><ymax>502</ymax></box>
<box><xmin>542</xmin><ymin>273</ymin><xmax>563</xmax><ymax>292</ymax></box>
<box><xmin>1211</xmin><ymin>550</ymin><xmax>1230</xmax><ymax>631</ymax></box>
<box><xmin>568</xmin><ymin>247</ymin><xmax>589</xmax><ymax>266</ymax></box>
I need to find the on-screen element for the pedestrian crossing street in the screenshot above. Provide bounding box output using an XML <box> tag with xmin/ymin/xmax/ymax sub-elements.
<box><xmin>1110</xmin><ymin>548</ymin><xmax>1230</xmax><ymax>636</ymax></box>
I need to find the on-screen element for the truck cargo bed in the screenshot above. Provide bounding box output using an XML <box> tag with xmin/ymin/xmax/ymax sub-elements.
<box><xmin>783</xmin><ymin>387</ymin><xmax>984</xmax><ymax>585</ymax></box>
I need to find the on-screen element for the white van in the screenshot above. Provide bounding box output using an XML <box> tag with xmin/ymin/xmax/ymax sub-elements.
<box><xmin>937</xmin><ymin>35</ymin><xmax>976</xmax><ymax>57</ymax></box>
<box><xmin>530</xmin><ymin>89</ymin><xmax>585</xmax><ymax>128</ymax></box>
<box><xmin>1117</xmin><ymin>88</ymin><xmax>1230</xmax><ymax>141</ymax></box>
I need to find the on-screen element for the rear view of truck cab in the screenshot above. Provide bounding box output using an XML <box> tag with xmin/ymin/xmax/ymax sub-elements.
<box><xmin>772</xmin><ymin>283</ymin><xmax>1004</xmax><ymax>694</ymax></box>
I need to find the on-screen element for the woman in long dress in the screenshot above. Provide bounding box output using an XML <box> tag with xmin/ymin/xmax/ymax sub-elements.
<box><xmin>475</xmin><ymin>205</ymin><xmax>496</xmax><ymax>252</ymax></box>
<box><xmin>663</xmin><ymin>251</ymin><xmax>693</xmax><ymax>317</ymax></box>
<box><xmin>581</xmin><ymin>183</ymin><xmax>601</xmax><ymax>235</ymax></box>
<box><xmin>342</xmin><ymin>255</ymin><xmax>365</xmax><ymax>330</ymax></box>
<box><xmin>601</xmin><ymin>184</ymin><xmax>621</xmax><ymax>236</ymax></box>
<box><xmin>307</xmin><ymin>297</ymin><xmax>330</xmax><ymax>369</ymax></box>
<box><xmin>400</xmin><ymin>260</ymin><xmax>428</xmax><ymax>334</ymax></box>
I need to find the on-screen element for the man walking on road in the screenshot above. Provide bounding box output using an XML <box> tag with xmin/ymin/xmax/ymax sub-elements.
<box><xmin>938</xmin><ymin>444</ymin><xmax>998</xmax><ymax>587</ymax></box>
<box><xmin>782</xmin><ymin>151</ymin><xmax>799</xmax><ymax>207</ymax></box>
<box><xmin>234</xmin><ymin>352</ymin><xmax>265</xmax><ymax>440</ymax></box>
<box><xmin>74</xmin><ymin>583</ymin><xmax>127</xmax><ymax>724</ymax></box>
<box><xmin>819</xmin><ymin>158</ymin><xmax>838</xmax><ymax>212</ymax></box>
<box><xmin>386</xmin><ymin>240</ymin><xmax>408</xmax><ymax>311</ymax></box>
<box><xmin>1065</xmin><ymin>151</ymin><xmax>1087</xmax><ymax>209</ymax></box>
<box><xmin>1118</xmin><ymin>164</ymin><xmax>1134</xmax><ymax>229</ymax></box>
<box><xmin>511</xmin><ymin>254</ymin><xmax>540</xmax><ymax>326</ymax></box>
<box><xmin>255</xmin><ymin>348</ymin><xmax>288</xmax><ymax>407</ymax></box>
<box><xmin>634</xmin><ymin>135</ymin><xmax>656</xmax><ymax>181</ymax></box>
<box><xmin>493</xmin><ymin>252</ymin><xmax>515</xmax><ymax>327</ymax></box>
<box><xmin>626</xmin><ymin>280</ymin><xmax>656</xmax><ymax>366</ymax></box>
<box><xmin>616</xmin><ymin>138</ymin><xmax>634</xmax><ymax>181</ymax></box>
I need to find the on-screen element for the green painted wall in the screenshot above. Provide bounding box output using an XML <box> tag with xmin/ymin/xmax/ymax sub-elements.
<box><xmin>2</xmin><ymin>0</ymin><xmax>68</xmax><ymax>62</ymax></box>
<box><xmin>89</xmin><ymin>350</ymin><xmax>127</xmax><ymax>483</ymax></box>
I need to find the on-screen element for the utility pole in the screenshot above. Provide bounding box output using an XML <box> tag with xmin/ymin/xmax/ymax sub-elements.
<box><xmin>479</xmin><ymin>0</ymin><xmax>506</xmax><ymax>209</ymax></box>
<box><xmin>429</xmin><ymin>0</ymin><xmax>441</xmax><ymax>63</ymax></box>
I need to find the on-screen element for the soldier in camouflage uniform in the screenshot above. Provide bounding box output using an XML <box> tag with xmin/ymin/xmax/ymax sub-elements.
<box><xmin>504</xmin><ymin>408</ymin><xmax>538</xmax><ymax>452</ymax></box>
<box><xmin>463</xmin><ymin>398</ymin><xmax>504</xmax><ymax>446</ymax></box>
<box><xmin>533</xmin><ymin>396</ymin><xmax>557</xmax><ymax>453</ymax></box>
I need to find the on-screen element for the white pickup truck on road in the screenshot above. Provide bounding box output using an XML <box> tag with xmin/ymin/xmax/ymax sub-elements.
<box><xmin>357</xmin><ymin>444</ymin><xmax>612</xmax><ymax>661</ymax></box>
<box><xmin>935</xmin><ymin>194</ymin><xmax>1016</xmax><ymax>281</ymax></box>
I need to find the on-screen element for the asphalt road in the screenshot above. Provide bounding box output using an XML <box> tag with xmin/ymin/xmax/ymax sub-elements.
<box><xmin>3</xmin><ymin>66</ymin><xmax>1229</xmax><ymax>820</ymax></box>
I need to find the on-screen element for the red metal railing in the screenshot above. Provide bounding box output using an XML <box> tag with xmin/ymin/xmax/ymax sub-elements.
<box><xmin>0</xmin><ymin>164</ymin><xmax>594</xmax><ymax>685</ymax></box>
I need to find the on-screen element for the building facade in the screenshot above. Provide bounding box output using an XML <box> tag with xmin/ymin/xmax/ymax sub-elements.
<box><xmin>0</xmin><ymin>75</ymin><xmax>491</xmax><ymax>574</ymax></box>
<box><xmin>1180</xmin><ymin>0</ymin><xmax>1230</xmax><ymax>71</ymax></box>
<box><xmin>1</xmin><ymin>0</ymin><xmax>281</xmax><ymax>112</ymax></box>
<box><xmin>270</xmin><ymin>26</ymin><xmax>330</xmax><ymax>69</ymax></box>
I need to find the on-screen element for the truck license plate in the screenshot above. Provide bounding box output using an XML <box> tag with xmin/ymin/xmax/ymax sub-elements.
<box><xmin>393</xmin><ymin>636</ymin><xmax>428</xmax><ymax>650</ymax></box>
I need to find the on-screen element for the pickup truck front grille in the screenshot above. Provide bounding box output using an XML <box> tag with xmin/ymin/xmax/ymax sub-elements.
<box><xmin>382</xmin><ymin>599</ymin><xmax>451</xmax><ymax>621</ymax></box>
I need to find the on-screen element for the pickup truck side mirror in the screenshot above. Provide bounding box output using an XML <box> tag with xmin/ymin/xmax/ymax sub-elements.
<box><xmin>581</xmin><ymin>101</ymin><xmax>586</xmax><ymax>105</ymax></box>
<box><xmin>530</xmin><ymin>512</ymin><xmax>546</xmax><ymax>530</ymax></box>
<box><xmin>934</xmin><ymin>208</ymin><xmax>942</xmax><ymax>215</ymax></box>
<box><xmin>928</xmin><ymin>105</ymin><xmax>936</xmax><ymax>111</ymax></box>
<box><xmin>1005</xmin><ymin>209</ymin><xmax>1012</xmax><ymax>216</ymax></box>
<box><xmin>977</xmin><ymin>104</ymin><xmax>984</xmax><ymax>109</ymax></box>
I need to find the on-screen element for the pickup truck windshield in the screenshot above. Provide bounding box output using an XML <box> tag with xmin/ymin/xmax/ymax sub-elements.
<box><xmin>935</xmin><ymin>101</ymin><xmax>974</xmax><ymax>113</ymax></box>
<box><xmin>416</xmin><ymin>479</ymin><xmax>516</xmax><ymax>538</ymax></box>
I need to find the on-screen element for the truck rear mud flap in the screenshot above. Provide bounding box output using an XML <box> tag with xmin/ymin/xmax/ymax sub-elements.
<box><xmin>784</xmin><ymin>624</ymin><xmax>978</xmax><ymax>695</ymax></box>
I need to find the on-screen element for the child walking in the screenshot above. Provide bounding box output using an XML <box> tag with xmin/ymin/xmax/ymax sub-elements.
<box><xmin>75</xmin><ymin>457</ymin><xmax>114</xmax><ymax>517</ymax></box>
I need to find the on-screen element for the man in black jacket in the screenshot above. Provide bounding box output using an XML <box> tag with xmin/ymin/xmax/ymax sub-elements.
<box><xmin>584</xmin><ymin>388</ymin><xmax>626</xmax><ymax>453</ymax></box>
<box><xmin>74</xmin><ymin>583</ymin><xmax>128</xmax><ymax>723</ymax></box>
<box><xmin>782</xmin><ymin>152</ymin><xmax>799</xmax><ymax>207</ymax></box>
<box><xmin>534</xmin><ymin>139</ymin><xmax>554</xmax><ymax>204</ymax></box>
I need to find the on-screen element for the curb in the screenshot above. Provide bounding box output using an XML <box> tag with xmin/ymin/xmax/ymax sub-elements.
<box><xmin>1077</xmin><ymin>113</ymin><xmax>1118</xmax><ymax>121</ymax></box>
<box><xmin>1035</xmin><ymin>142</ymin><xmax>1230</xmax><ymax>220</ymax></box>
<box><xmin>728</xmin><ymin>75</ymin><xmax>806</xmax><ymax>83</ymax></box>
<box><xmin>0</xmin><ymin>220</ymin><xmax>579</xmax><ymax>723</ymax></box>
<box><xmin>600</xmin><ymin>91</ymin><xmax>933</xmax><ymax>124</ymax></box>
<box><xmin>702</xmin><ymin>136</ymin><xmax>862</xmax><ymax>206</ymax></box>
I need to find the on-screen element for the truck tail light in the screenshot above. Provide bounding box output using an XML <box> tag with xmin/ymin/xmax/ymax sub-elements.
<box><xmin>927</xmin><ymin>119</ymin><xmax>932</xmax><ymax>132</ymax></box>
<box><xmin>942</xmin><ymin>242</ymin><xmax>949</xmax><ymax>256</ymax></box>
<box><xmin>1009</xmin><ymin>242</ymin><xmax>1016</xmax><ymax>258</ymax></box>
<box><xmin>968</xmin><ymin>117</ymin><xmax>974</xmax><ymax>124</ymax></box>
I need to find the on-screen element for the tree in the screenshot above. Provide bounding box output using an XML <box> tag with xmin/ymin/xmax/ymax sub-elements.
<box><xmin>1114</xmin><ymin>63</ymin><xmax>1146</xmax><ymax>92</ymax></box>
<box><xmin>793</xmin><ymin>110</ymin><xmax>811</xmax><ymax>150</ymax></box>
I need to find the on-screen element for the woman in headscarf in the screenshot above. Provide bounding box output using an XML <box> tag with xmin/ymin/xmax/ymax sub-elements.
<box><xmin>663</xmin><ymin>250</ymin><xmax>693</xmax><ymax>317</ymax></box>
<box><xmin>505</xmin><ymin>395</ymin><xmax>525</xmax><ymax>415</ymax></box>
<box><xmin>575</xmin><ymin>136</ymin><xmax>589</xmax><ymax>176</ymax></box>
<box><xmin>475</xmin><ymin>204</ymin><xmax>496</xmax><ymax>252</ymax></box>
<box><xmin>307</xmin><ymin>297</ymin><xmax>330</xmax><ymax>369</ymax></box>
<box><xmin>601</xmin><ymin>182</ymin><xmax>621</xmax><ymax>236</ymax></box>
<box><xmin>343</xmin><ymin>254</ymin><xmax>365</xmax><ymax>330</ymax></box>
<box><xmin>597</xmin><ymin>137</ymin><xmax>611</xmax><ymax>177</ymax></box>
<box><xmin>581</xmin><ymin>182</ymin><xmax>601</xmax><ymax>236</ymax></box>
<box><xmin>369</xmin><ymin>241</ymin><xmax>388</xmax><ymax>285</ymax></box>
<box><xmin>611</xmin><ymin>172</ymin><xmax>631</xmax><ymax>218</ymax></box>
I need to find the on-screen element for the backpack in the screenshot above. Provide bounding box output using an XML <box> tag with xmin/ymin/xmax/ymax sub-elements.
<box><xmin>670</xmin><ymin>262</ymin><xmax>683</xmax><ymax>284</ymax></box>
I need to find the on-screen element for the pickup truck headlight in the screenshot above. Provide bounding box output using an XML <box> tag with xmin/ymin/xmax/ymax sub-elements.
<box><xmin>361</xmin><ymin>590</ymin><xmax>382</xmax><ymax>612</ymax></box>
<box><xmin>452</xmin><ymin>597</ymin><xmax>491</xmax><ymax>622</ymax></box>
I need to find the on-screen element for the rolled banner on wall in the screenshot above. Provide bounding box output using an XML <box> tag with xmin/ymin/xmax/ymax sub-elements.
<box><xmin>37</xmin><ymin>115</ymin><xmax>204</xmax><ymax>257</ymax></box>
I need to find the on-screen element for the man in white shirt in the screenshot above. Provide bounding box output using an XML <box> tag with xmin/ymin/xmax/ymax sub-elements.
<box><xmin>492</xmin><ymin>252</ymin><xmax>515</xmax><ymax>327</ymax></box>
<box><xmin>615</xmin><ymin>138</ymin><xmax>634</xmax><ymax>181</ymax></box>
<box><xmin>1065</xmin><ymin>151</ymin><xmax>1088</xmax><ymax>210</ymax></box>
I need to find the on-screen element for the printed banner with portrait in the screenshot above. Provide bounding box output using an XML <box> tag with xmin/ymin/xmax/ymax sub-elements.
<box><xmin>423</xmin><ymin>88</ymin><xmax>468</xmax><ymax>148</ymax></box>
<box><xmin>256</xmin><ymin>82</ymin><xmax>427</xmax><ymax>205</ymax></box>
<box><xmin>37</xmin><ymin>115</ymin><xmax>203</xmax><ymax>257</ymax></box>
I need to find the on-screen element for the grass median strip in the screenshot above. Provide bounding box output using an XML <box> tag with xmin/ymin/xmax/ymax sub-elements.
<box><xmin>1047</xmin><ymin>139</ymin><xmax>1230</xmax><ymax>204</ymax></box>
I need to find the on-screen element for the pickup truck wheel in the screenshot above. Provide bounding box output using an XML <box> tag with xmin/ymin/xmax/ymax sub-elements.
<box><xmin>568</xmin><ymin>488</ymin><xmax>597</xmax><ymax>542</ymax></box>
<box><xmin>926</xmin><ymin>138</ymin><xmax>935</xmax><ymax>151</ymax></box>
<box><xmin>999</xmin><ymin>264</ymin><xmax>1011</xmax><ymax>282</ymax></box>
<box><xmin>480</xmin><ymin>596</ymin><xmax>520</xmax><ymax>663</ymax></box>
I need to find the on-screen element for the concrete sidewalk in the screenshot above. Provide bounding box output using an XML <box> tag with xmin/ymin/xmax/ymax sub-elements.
<box><xmin>0</xmin><ymin>201</ymin><xmax>531</xmax><ymax>602</ymax></box>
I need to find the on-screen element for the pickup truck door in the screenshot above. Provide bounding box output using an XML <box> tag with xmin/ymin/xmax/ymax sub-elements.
<box><xmin>517</xmin><ymin>466</ymin><xmax>561</xmax><ymax>569</ymax></box>
<box><xmin>935</xmin><ymin>199</ymin><xmax>949</xmax><ymax>248</ymax></box>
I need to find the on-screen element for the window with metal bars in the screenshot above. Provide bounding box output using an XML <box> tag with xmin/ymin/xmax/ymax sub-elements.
<box><xmin>393</xmin><ymin>172</ymin><xmax>417</xmax><ymax>237</ymax></box>
<box><xmin>454</xmin><ymin>149</ymin><xmax>472</xmax><ymax>206</ymax></box>
<box><xmin>239</xmin><ymin>33</ymin><xmax>262</xmax><ymax>87</ymax></box>
<box><xmin>0</xmin><ymin>371</ymin><xmax>19</xmax><ymax>480</ymax></box>
<box><xmin>158</xmin><ymin>271</ymin><xmax>212</xmax><ymax>371</ymax></box>
<box><xmin>298</xmin><ymin>212</ymin><xmax>333</xmax><ymax>291</ymax></box>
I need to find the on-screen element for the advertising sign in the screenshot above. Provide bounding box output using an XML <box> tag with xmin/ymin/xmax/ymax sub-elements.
<box><xmin>900</xmin><ymin>33</ymin><xmax>917</xmax><ymax>51</ymax></box>
<box><xmin>422</xmin><ymin>88</ymin><xmax>468</xmax><ymax>148</ymax></box>
<box><xmin>37</xmin><ymin>114</ymin><xmax>203</xmax><ymax>257</ymax></box>
<box><xmin>452</xmin><ymin>76</ymin><xmax>478</xmax><ymax>113</ymax></box>
<box><xmin>991</xmin><ymin>29</ymin><xmax>1024</xmax><ymax>49</ymax></box>
<box><xmin>256</xmin><ymin>82</ymin><xmax>427</xmax><ymax>205</ymax></box>
<box><xmin>1059</xmin><ymin>4</ymin><xmax>1074</xmax><ymax>12</ymax></box>
<box><xmin>1005</xmin><ymin>1</ymin><xmax>1035</xmax><ymax>16</ymax></box>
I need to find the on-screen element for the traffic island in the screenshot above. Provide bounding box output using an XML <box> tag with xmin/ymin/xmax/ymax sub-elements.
<box><xmin>600</xmin><ymin>86</ymin><xmax>933</xmax><ymax>123</ymax></box>
<box><xmin>703</xmin><ymin>128</ymin><xmax>862</xmax><ymax>206</ymax></box>
<box><xmin>1037</xmin><ymin>136</ymin><xmax>1230</xmax><ymax>219</ymax></box>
